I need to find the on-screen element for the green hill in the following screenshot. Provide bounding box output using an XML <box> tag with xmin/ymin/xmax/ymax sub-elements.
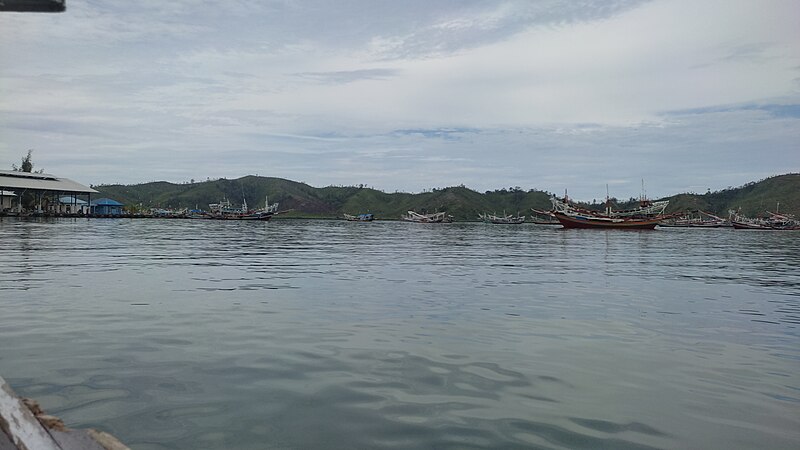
<box><xmin>94</xmin><ymin>173</ymin><xmax>799</xmax><ymax>220</ymax></box>
<box><xmin>569</xmin><ymin>174</ymin><xmax>799</xmax><ymax>219</ymax></box>
<box><xmin>662</xmin><ymin>173</ymin><xmax>799</xmax><ymax>218</ymax></box>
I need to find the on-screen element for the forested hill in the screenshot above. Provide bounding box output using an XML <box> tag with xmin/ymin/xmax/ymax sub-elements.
<box><xmin>94</xmin><ymin>173</ymin><xmax>799</xmax><ymax>220</ymax></box>
<box><xmin>569</xmin><ymin>173</ymin><xmax>799</xmax><ymax>218</ymax></box>
<box><xmin>94</xmin><ymin>176</ymin><xmax>553</xmax><ymax>221</ymax></box>
<box><xmin>660</xmin><ymin>173</ymin><xmax>799</xmax><ymax>218</ymax></box>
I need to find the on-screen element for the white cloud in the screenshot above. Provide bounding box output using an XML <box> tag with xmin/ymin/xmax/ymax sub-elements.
<box><xmin>0</xmin><ymin>0</ymin><xmax>798</xmax><ymax>200</ymax></box>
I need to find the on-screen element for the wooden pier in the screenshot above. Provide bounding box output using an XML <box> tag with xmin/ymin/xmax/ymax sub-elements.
<box><xmin>0</xmin><ymin>376</ymin><xmax>129</xmax><ymax>450</ymax></box>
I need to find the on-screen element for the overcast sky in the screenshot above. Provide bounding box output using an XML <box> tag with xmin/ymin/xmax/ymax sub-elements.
<box><xmin>1</xmin><ymin>0</ymin><xmax>798</xmax><ymax>200</ymax></box>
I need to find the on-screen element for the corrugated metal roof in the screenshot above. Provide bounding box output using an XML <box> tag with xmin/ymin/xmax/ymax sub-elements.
<box><xmin>91</xmin><ymin>198</ymin><xmax>123</xmax><ymax>206</ymax></box>
<box><xmin>58</xmin><ymin>196</ymin><xmax>88</xmax><ymax>204</ymax></box>
<box><xmin>0</xmin><ymin>170</ymin><xmax>98</xmax><ymax>194</ymax></box>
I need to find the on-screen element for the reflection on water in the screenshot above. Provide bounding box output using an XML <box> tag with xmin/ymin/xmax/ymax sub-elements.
<box><xmin>1</xmin><ymin>218</ymin><xmax>799</xmax><ymax>449</ymax></box>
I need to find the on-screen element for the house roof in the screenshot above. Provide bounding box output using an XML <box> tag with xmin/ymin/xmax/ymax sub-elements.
<box><xmin>58</xmin><ymin>196</ymin><xmax>88</xmax><ymax>204</ymax></box>
<box><xmin>91</xmin><ymin>198</ymin><xmax>123</xmax><ymax>206</ymax></box>
<box><xmin>0</xmin><ymin>170</ymin><xmax>98</xmax><ymax>194</ymax></box>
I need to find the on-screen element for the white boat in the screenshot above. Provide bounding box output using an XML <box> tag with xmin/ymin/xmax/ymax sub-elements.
<box><xmin>208</xmin><ymin>196</ymin><xmax>279</xmax><ymax>221</ymax></box>
<box><xmin>344</xmin><ymin>213</ymin><xmax>374</xmax><ymax>222</ymax></box>
<box><xmin>478</xmin><ymin>211</ymin><xmax>525</xmax><ymax>224</ymax></box>
<box><xmin>729</xmin><ymin>207</ymin><xmax>799</xmax><ymax>230</ymax></box>
<box><xmin>401</xmin><ymin>210</ymin><xmax>452</xmax><ymax>223</ymax></box>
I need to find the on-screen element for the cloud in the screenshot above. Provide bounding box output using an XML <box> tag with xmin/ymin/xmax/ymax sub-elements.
<box><xmin>293</xmin><ymin>68</ymin><xmax>402</xmax><ymax>84</ymax></box>
<box><xmin>665</xmin><ymin>102</ymin><xmax>800</xmax><ymax>119</ymax></box>
<box><xmin>0</xmin><ymin>0</ymin><xmax>798</xmax><ymax>200</ymax></box>
<box><xmin>361</xmin><ymin>0</ymin><xmax>649</xmax><ymax>60</ymax></box>
<box><xmin>391</xmin><ymin>128</ymin><xmax>481</xmax><ymax>140</ymax></box>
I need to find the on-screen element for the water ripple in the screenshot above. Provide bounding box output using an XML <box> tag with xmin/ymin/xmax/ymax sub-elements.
<box><xmin>1</xmin><ymin>218</ymin><xmax>799</xmax><ymax>449</ymax></box>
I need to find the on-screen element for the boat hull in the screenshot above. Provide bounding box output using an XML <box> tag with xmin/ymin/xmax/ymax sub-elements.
<box><xmin>489</xmin><ymin>221</ymin><xmax>524</xmax><ymax>224</ymax></box>
<box><xmin>344</xmin><ymin>214</ymin><xmax>374</xmax><ymax>222</ymax></box>
<box><xmin>487</xmin><ymin>218</ymin><xmax>525</xmax><ymax>224</ymax></box>
<box><xmin>554</xmin><ymin>212</ymin><xmax>660</xmax><ymax>229</ymax></box>
<box><xmin>402</xmin><ymin>211</ymin><xmax>451</xmax><ymax>223</ymax></box>
<box><xmin>731</xmin><ymin>221</ymin><xmax>799</xmax><ymax>230</ymax></box>
<box><xmin>212</xmin><ymin>213</ymin><xmax>272</xmax><ymax>221</ymax></box>
<box><xmin>402</xmin><ymin>217</ymin><xmax>443</xmax><ymax>223</ymax></box>
<box><xmin>658</xmin><ymin>222</ymin><xmax>723</xmax><ymax>228</ymax></box>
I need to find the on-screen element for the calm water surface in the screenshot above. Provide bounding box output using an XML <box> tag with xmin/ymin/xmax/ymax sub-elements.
<box><xmin>1</xmin><ymin>218</ymin><xmax>798</xmax><ymax>449</ymax></box>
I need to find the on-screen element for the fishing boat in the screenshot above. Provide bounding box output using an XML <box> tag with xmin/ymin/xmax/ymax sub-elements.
<box><xmin>658</xmin><ymin>210</ymin><xmax>727</xmax><ymax>228</ymax></box>
<box><xmin>344</xmin><ymin>213</ymin><xmax>374</xmax><ymax>222</ymax></box>
<box><xmin>530</xmin><ymin>208</ymin><xmax>560</xmax><ymax>225</ymax></box>
<box><xmin>550</xmin><ymin>193</ymin><xmax>669</xmax><ymax>229</ymax></box>
<box><xmin>151</xmin><ymin>207</ymin><xmax>189</xmax><ymax>218</ymax></box>
<box><xmin>401</xmin><ymin>210</ymin><xmax>452</xmax><ymax>223</ymax></box>
<box><xmin>186</xmin><ymin>209</ymin><xmax>210</xmax><ymax>219</ymax></box>
<box><xmin>208</xmin><ymin>196</ymin><xmax>279</xmax><ymax>221</ymax></box>
<box><xmin>729</xmin><ymin>208</ymin><xmax>800</xmax><ymax>230</ymax></box>
<box><xmin>478</xmin><ymin>212</ymin><xmax>525</xmax><ymax>224</ymax></box>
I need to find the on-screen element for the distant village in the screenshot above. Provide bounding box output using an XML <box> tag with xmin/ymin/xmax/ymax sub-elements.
<box><xmin>0</xmin><ymin>168</ymin><xmax>251</xmax><ymax>219</ymax></box>
<box><xmin>2</xmin><ymin>150</ymin><xmax>798</xmax><ymax>229</ymax></box>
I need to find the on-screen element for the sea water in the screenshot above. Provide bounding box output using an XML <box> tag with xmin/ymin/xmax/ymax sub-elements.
<box><xmin>1</xmin><ymin>218</ymin><xmax>798</xmax><ymax>449</ymax></box>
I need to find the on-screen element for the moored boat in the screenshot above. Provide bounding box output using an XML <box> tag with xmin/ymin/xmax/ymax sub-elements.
<box><xmin>729</xmin><ymin>208</ymin><xmax>799</xmax><ymax>230</ymax></box>
<box><xmin>185</xmin><ymin>208</ymin><xmax>209</xmax><ymax>219</ymax></box>
<box><xmin>208</xmin><ymin>196</ymin><xmax>279</xmax><ymax>221</ymax></box>
<box><xmin>479</xmin><ymin>211</ymin><xmax>525</xmax><ymax>224</ymax></box>
<box><xmin>550</xmin><ymin>194</ymin><xmax>669</xmax><ymax>229</ymax></box>
<box><xmin>530</xmin><ymin>208</ymin><xmax>560</xmax><ymax>225</ymax></box>
<box><xmin>344</xmin><ymin>213</ymin><xmax>374</xmax><ymax>222</ymax></box>
<box><xmin>151</xmin><ymin>207</ymin><xmax>189</xmax><ymax>218</ymax></box>
<box><xmin>658</xmin><ymin>210</ymin><xmax>727</xmax><ymax>228</ymax></box>
<box><xmin>401</xmin><ymin>210</ymin><xmax>453</xmax><ymax>223</ymax></box>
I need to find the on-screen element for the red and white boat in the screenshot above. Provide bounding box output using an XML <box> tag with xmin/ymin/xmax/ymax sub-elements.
<box><xmin>550</xmin><ymin>194</ymin><xmax>669</xmax><ymax>230</ymax></box>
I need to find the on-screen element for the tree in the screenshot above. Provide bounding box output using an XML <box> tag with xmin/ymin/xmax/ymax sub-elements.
<box><xmin>12</xmin><ymin>149</ymin><xmax>43</xmax><ymax>173</ymax></box>
<box><xmin>10</xmin><ymin>150</ymin><xmax>45</xmax><ymax>211</ymax></box>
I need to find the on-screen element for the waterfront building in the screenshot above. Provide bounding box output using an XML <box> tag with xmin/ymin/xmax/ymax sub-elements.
<box><xmin>0</xmin><ymin>191</ymin><xmax>17</xmax><ymax>213</ymax></box>
<box><xmin>0</xmin><ymin>170</ymin><xmax>97</xmax><ymax>215</ymax></box>
<box><xmin>90</xmin><ymin>198</ymin><xmax>124</xmax><ymax>216</ymax></box>
<box><xmin>54</xmin><ymin>196</ymin><xmax>89</xmax><ymax>215</ymax></box>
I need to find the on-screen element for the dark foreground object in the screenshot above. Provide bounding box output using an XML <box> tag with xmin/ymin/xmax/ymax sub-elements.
<box><xmin>0</xmin><ymin>0</ymin><xmax>65</xmax><ymax>12</ymax></box>
<box><xmin>0</xmin><ymin>376</ymin><xmax>128</xmax><ymax>450</ymax></box>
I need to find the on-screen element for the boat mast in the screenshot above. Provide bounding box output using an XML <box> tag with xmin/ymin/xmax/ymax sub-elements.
<box><xmin>605</xmin><ymin>184</ymin><xmax>611</xmax><ymax>216</ymax></box>
<box><xmin>640</xmin><ymin>179</ymin><xmax>651</xmax><ymax>207</ymax></box>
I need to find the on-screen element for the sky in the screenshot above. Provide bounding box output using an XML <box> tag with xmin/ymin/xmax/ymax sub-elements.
<box><xmin>1</xmin><ymin>0</ymin><xmax>798</xmax><ymax>201</ymax></box>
